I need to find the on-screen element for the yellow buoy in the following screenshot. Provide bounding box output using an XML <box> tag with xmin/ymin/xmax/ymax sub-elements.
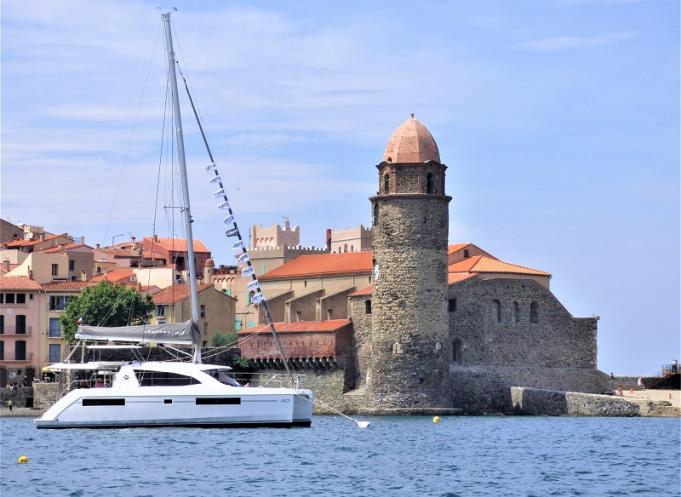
<box><xmin>432</xmin><ymin>416</ymin><xmax>441</xmax><ymax>424</ymax></box>
<box><xmin>17</xmin><ymin>456</ymin><xmax>28</xmax><ymax>464</ymax></box>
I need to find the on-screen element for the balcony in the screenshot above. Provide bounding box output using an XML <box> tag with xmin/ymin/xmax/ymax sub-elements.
<box><xmin>0</xmin><ymin>326</ymin><xmax>33</xmax><ymax>336</ymax></box>
<box><xmin>0</xmin><ymin>353</ymin><xmax>34</xmax><ymax>363</ymax></box>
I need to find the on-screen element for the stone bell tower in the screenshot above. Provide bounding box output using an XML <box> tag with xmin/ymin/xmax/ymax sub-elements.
<box><xmin>368</xmin><ymin>115</ymin><xmax>452</xmax><ymax>410</ymax></box>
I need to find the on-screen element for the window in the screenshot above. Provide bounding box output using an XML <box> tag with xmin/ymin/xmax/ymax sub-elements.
<box><xmin>48</xmin><ymin>318</ymin><xmax>61</xmax><ymax>337</ymax></box>
<box><xmin>426</xmin><ymin>173</ymin><xmax>434</xmax><ymax>194</ymax></box>
<box><xmin>15</xmin><ymin>340</ymin><xmax>26</xmax><ymax>361</ymax></box>
<box><xmin>295</xmin><ymin>310</ymin><xmax>302</xmax><ymax>321</ymax></box>
<box><xmin>452</xmin><ymin>339</ymin><xmax>463</xmax><ymax>363</ymax></box>
<box><xmin>392</xmin><ymin>342</ymin><xmax>403</xmax><ymax>354</ymax></box>
<box><xmin>0</xmin><ymin>340</ymin><xmax>3</xmax><ymax>360</ymax></box>
<box><xmin>83</xmin><ymin>398</ymin><xmax>124</xmax><ymax>406</ymax></box>
<box><xmin>134</xmin><ymin>370</ymin><xmax>200</xmax><ymax>386</ymax></box>
<box><xmin>530</xmin><ymin>301</ymin><xmax>539</xmax><ymax>323</ymax></box>
<box><xmin>463</xmin><ymin>249</ymin><xmax>470</xmax><ymax>258</ymax></box>
<box><xmin>196</xmin><ymin>397</ymin><xmax>240</xmax><ymax>405</ymax></box>
<box><xmin>327</xmin><ymin>309</ymin><xmax>333</xmax><ymax>319</ymax></box>
<box><xmin>373</xmin><ymin>204</ymin><xmax>379</xmax><ymax>226</ymax></box>
<box><xmin>383</xmin><ymin>174</ymin><xmax>390</xmax><ymax>193</ymax></box>
<box><xmin>6</xmin><ymin>294</ymin><xmax>14</xmax><ymax>304</ymax></box>
<box><xmin>200</xmin><ymin>305</ymin><xmax>206</xmax><ymax>319</ymax></box>
<box><xmin>51</xmin><ymin>264</ymin><xmax>58</xmax><ymax>277</ymax></box>
<box><xmin>448</xmin><ymin>298</ymin><xmax>457</xmax><ymax>313</ymax></box>
<box><xmin>0</xmin><ymin>294</ymin><xmax>3</xmax><ymax>304</ymax></box>
<box><xmin>365</xmin><ymin>300</ymin><xmax>372</xmax><ymax>314</ymax></box>
<box><xmin>48</xmin><ymin>344</ymin><xmax>61</xmax><ymax>363</ymax></box>
<box><xmin>492</xmin><ymin>300</ymin><xmax>501</xmax><ymax>323</ymax></box>
<box><xmin>49</xmin><ymin>296</ymin><xmax>67</xmax><ymax>311</ymax></box>
<box><xmin>16</xmin><ymin>315</ymin><xmax>26</xmax><ymax>334</ymax></box>
<box><xmin>0</xmin><ymin>315</ymin><xmax>3</xmax><ymax>334</ymax></box>
<box><xmin>344</xmin><ymin>244</ymin><xmax>348</xmax><ymax>253</ymax></box>
<box><xmin>513</xmin><ymin>301</ymin><xmax>520</xmax><ymax>323</ymax></box>
<box><xmin>96</xmin><ymin>266</ymin><xmax>102</xmax><ymax>274</ymax></box>
<box><xmin>69</xmin><ymin>260</ymin><xmax>75</xmax><ymax>271</ymax></box>
<box><xmin>156</xmin><ymin>305</ymin><xmax>166</xmax><ymax>317</ymax></box>
<box><xmin>16</xmin><ymin>293</ymin><xmax>25</xmax><ymax>304</ymax></box>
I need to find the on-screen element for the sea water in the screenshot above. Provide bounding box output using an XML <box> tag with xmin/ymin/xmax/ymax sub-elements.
<box><xmin>1</xmin><ymin>416</ymin><xmax>679</xmax><ymax>497</ymax></box>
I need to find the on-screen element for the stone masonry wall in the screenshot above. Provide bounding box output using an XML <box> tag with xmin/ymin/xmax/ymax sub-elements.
<box><xmin>448</xmin><ymin>278</ymin><xmax>597</xmax><ymax>368</ymax></box>
<box><xmin>511</xmin><ymin>387</ymin><xmax>640</xmax><ymax>416</ymax></box>
<box><xmin>348</xmin><ymin>295</ymin><xmax>373</xmax><ymax>389</ymax></box>
<box><xmin>370</xmin><ymin>192</ymin><xmax>451</xmax><ymax>409</ymax></box>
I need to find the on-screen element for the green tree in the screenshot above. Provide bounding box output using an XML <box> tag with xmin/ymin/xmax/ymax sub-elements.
<box><xmin>209</xmin><ymin>332</ymin><xmax>238</xmax><ymax>347</ymax></box>
<box><xmin>61</xmin><ymin>282</ymin><xmax>154</xmax><ymax>342</ymax></box>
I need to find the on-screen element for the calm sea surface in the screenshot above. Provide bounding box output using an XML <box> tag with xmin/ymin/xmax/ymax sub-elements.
<box><xmin>1</xmin><ymin>416</ymin><xmax>679</xmax><ymax>497</ymax></box>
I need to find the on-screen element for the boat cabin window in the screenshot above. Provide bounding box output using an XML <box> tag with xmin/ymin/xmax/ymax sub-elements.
<box><xmin>134</xmin><ymin>370</ymin><xmax>201</xmax><ymax>386</ymax></box>
<box><xmin>204</xmin><ymin>369</ymin><xmax>240</xmax><ymax>387</ymax></box>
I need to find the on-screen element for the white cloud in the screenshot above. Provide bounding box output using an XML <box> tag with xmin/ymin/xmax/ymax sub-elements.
<box><xmin>516</xmin><ymin>32</ymin><xmax>636</xmax><ymax>52</ymax></box>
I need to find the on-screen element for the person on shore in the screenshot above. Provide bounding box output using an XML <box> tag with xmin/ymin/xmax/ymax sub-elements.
<box><xmin>672</xmin><ymin>360</ymin><xmax>678</xmax><ymax>374</ymax></box>
<box><xmin>7</xmin><ymin>400</ymin><xmax>13</xmax><ymax>412</ymax></box>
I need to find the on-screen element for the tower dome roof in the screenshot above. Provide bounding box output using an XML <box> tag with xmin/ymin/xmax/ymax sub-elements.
<box><xmin>383</xmin><ymin>116</ymin><xmax>440</xmax><ymax>164</ymax></box>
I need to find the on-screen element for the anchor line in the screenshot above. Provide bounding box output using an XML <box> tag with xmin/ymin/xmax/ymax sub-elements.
<box><xmin>178</xmin><ymin>68</ymin><xmax>293</xmax><ymax>382</ymax></box>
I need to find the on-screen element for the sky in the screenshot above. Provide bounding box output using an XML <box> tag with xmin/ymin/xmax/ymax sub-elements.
<box><xmin>1</xmin><ymin>0</ymin><xmax>678</xmax><ymax>375</ymax></box>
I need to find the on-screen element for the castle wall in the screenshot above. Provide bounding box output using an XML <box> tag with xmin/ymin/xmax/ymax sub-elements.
<box><xmin>348</xmin><ymin>295</ymin><xmax>373</xmax><ymax>388</ymax></box>
<box><xmin>448</xmin><ymin>278</ymin><xmax>597</xmax><ymax>368</ymax></box>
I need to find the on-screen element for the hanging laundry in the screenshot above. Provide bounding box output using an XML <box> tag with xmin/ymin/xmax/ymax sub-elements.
<box><xmin>225</xmin><ymin>228</ymin><xmax>239</xmax><ymax>237</ymax></box>
<box><xmin>241</xmin><ymin>266</ymin><xmax>254</xmax><ymax>277</ymax></box>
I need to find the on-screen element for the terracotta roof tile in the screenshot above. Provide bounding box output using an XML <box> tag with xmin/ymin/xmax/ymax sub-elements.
<box><xmin>152</xmin><ymin>283</ymin><xmax>212</xmax><ymax>305</ymax></box>
<box><xmin>241</xmin><ymin>319</ymin><xmax>351</xmax><ymax>334</ymax></box>
<box><xmin>41</xmin><ymin>281</ymin><xmax>93</xmax><ymax>291</ymax></box>
<box><xmin>260</xmin><ymin>252</ymin><xmax>373</xmax><ymax>281</ymax></box>
<box><xmin>143</xmin><ymin>237</ymin><xmax>210</xmax><ymax>253</ymax></box>
<box><xmin>447</xmin><ymin>243</ymin><xmax>472</xmax><ymax>254</ymax></box>
<box><xmin>0</xmin><ymin>276</ymin><xmax>42</xmax><ymax>291</ymax></box>
<box><xmin>349</xmin><ymin>284</ymin><xmax>374</xmax><ymax>297</ymax></box>
<box><xmin>40</xmin><ymin>243</ymin><xmax>91</xmax><ymax>254</ymax></box>
<box><xmin>448</xmin><ymin>273</ymin><xmax>477</xmax><ymax>285</ymax></box>
<box><xmin>448</xmin><ymin>255</ymin><xmax>550</xmax><ymax>277</ymax></box>
<box><xmin>90</xmin><ymin>268</ymin><xmax>136</xmax><ymax>284</ymax></box>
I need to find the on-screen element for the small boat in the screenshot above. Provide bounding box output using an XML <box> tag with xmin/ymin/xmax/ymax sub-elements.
<box><xmin>36</xmin><ymin>11</ymin><xmax>313</xmax><ymax>429</ymax></box>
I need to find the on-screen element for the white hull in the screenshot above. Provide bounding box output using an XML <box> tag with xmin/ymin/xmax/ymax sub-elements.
<box><xmin>36</xmin><ymin>363</ymin><xmax>313</xmax><ymax>429</ymax></box>
<box><xmin>36</xmin><ymin>387</ymin><xmax>313</xmax><ymax>429</ymax></box>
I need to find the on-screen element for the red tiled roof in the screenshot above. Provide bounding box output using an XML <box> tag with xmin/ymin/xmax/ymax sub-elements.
<box><xmin>41</xmin><ymin>280</ymin><xmax>93</xmax><ymax>291</ymax></box>
<box><xmin>260</xmin><ymin>252</ymin><xmax>373</xmax><ymax>281</ymax></box>
<box><xmin>3</xmin><ymin>234</ymin><xmax>64</xmax><ymax>248</ymax></box>
<box><xmin>90</xmin><ymin>268</ymin><xmax>135</xmax><ymax>284</ymax></box>
<box><xmin>241</xmin><ymin>319</ymin><xmax>351</xmax><ymax>334</ymax></box>
<box><xmin>448</xmin><ymin>255</ymin><xmax>550</xmax><ymax>277</ymax></box>
<box><xmin>448</xmin><ymin>273</ymin><xmax>477</xmax><ymax>285</ymax></box>
<box><xmin>152</xmin><ymin>283</ymin><xmax>212</xmax><ymax>305</ymax></box>
<box><xmin>448</xmin><ymin>242</ymin><xmax>472</xmax><ymax>254</ymax></box>
<box><xmin>144</xmin><ymin>237</ymin><xmax>210</xmax><ymax>253</ymax></box>
<box><xmin>349</xmin><ymin>284</ymin><xmax>374</xmax><ymax>297</ymax></box>
<box><xmin>40</xmin><ymin>243</ymin><xmax>91</xmax><ymax>254</ymax></box>
<box><xmin>0</xmin><ymin>276</ymin><xmax>42</xmax><ymax>291</ymax></box>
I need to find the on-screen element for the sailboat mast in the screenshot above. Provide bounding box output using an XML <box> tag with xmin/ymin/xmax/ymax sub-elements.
<box><xmin>162</xmin><ymin>12</ymin><xmax>202</xmax><ymax>363</ymax></box>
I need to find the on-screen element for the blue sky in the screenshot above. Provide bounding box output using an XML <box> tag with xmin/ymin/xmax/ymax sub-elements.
<box><xmin>1</xmin><ymin>0</ymin><xmax>678</xmax><ymax>375</ymax></box>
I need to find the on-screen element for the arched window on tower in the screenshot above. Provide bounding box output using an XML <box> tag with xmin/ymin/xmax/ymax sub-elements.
<box><xmin>383</xmin><ymin>174</ymin><xmax>390</xmax><ymax>194</ymax></box>
<box><xmin>426</xmin><ymin>173</ymin><xmax>434</xmax><ymax>194</ymax></box>
<box><xmin>530</xmin><ymin>301</ymin><xmax>539</xmax><ymax>323</ymax></box>
<box><xmin>373</xmin><ymin>204</ymin><xmax>379</xmax><ymax>226</ymax></box>
<box><xmin>452</xmin><ymin>339</ymin><xmax>463</xmax><ymax>363</ymax></box>
<box><xmin>492</xmin><ymin>299</ymin><xmax>502</xmax><ymax>323</ymax></box>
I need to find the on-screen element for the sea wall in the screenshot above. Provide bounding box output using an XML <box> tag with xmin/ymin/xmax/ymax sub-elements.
<box><xmin>449</xmin><ymin>366</ymin><xmax>609</xmax><ymax>414</ymax></box>
<box><xmin>0</xmin><ymin>386</ymin><xmax>35</xmax><ymax>408</ymax></box>
<box><xmin>510</xmin><ymin>387</ymin><xmax>640</xmax><ymax>416</ymax></box>
<box><xmin>33</xmin><ymin>382</ymin><xmax>62</xmax><ymax>410</ymax></box>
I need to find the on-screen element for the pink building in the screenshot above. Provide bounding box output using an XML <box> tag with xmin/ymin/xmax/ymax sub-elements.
<box><xmin>0</xmin><ymin>276</ymin><xmax>44</xmax><ymax>386</ymax></box>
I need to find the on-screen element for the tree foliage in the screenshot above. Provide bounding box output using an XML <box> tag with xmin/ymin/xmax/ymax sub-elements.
<box><xmin>209</xmin><ymin>332</ymin><xmax>238</xmax><ymax>347</ymax></box>
<box><xmin>61</xmin><ymin>282</ymin><xmax>154</xmax><ymax>342</ymax></box>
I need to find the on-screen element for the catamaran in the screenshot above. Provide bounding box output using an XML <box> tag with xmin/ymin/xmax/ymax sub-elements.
<box><xmin>36</xmin><ymin>12</ymin><xmax>313</xmax><ymax>429</ymax></box>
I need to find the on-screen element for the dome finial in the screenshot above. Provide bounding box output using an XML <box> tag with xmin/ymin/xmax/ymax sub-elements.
<box><xmin>383</xmin><ymin>116</ymin><xmax>440</xmax><ymax>164</ymax></box>
<box><xmin>410</xmin><ymin>112</ymin><xmax>415</xmax><ymax>118</ymax></box>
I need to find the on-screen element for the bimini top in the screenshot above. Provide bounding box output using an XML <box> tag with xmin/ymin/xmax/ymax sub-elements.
<box><xmin>383</xmin><ymin>115</ymin><xmax>440</xmax><ymax>164</ymax></box>
<box><xmin>76</xmin><ymin>321</ymin><xmax>195</xmax><ymax>345</ymax></box>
